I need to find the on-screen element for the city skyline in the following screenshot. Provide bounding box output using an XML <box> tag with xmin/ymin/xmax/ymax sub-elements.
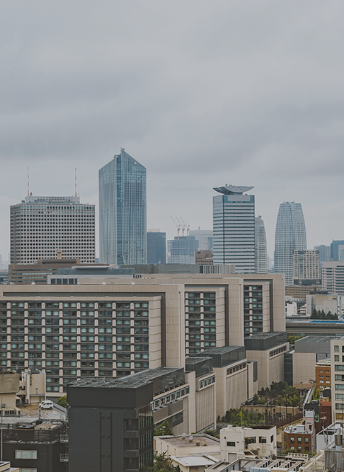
<box><xmin>1</xmin><ymin>2</ymin><xmax>344</xmax><ymax>260</ymax></box>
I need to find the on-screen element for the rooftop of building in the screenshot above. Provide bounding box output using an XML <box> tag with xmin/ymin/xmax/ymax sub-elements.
<box><xmin>244</xmin><ymin>331</ymin><xmax>287</xmax><ymax>351</ymax></box>
<box><xmin>22</xmin><ymin>195</ymin><xmax>83</xmax><ymax>204</ymax></box>
<box><xmin>171</xmin><ymin>454</ymin><xmax>219</xmax><ymax>468</ymax></box>
<box><xmin>195</xmin><ymin>346</ymin><xmax>246</xmax><ymax>368</ymax></box>
<box><xmin>213</xmin><ymin>185</ymin><xmax>254</xmax><ymax>195</ymax></box>
<box><xmin>157</xmin><ymin>434</ymin><xmax>220</xmax><ymax>448</ymax></box>
<box><xmin>69</xmin><ymin>367</ymin><xmax>185</xmax><ymax>394</ymax></box>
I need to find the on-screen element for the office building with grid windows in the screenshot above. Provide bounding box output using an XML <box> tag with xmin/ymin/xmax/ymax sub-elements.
<box><xmin>213</xmin><ymin>185</ymin><xmax>255</xmax><ymax>273</ymax></box>
<box><xmin>10</xmin><ymin>195</ymin><xmax>95</xmax><ymax>264</ymax></box>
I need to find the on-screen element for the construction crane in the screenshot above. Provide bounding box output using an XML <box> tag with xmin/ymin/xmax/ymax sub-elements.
<box><xmin>176</xmin><ymin>217</ymin><xmax>186</xmax><ymax>237</ymax></box>
<box><xmin>179</xmin><ymin>217</ymin><xmax>190</xmax><ymax>236</ymax></box>
<box><xmin>171</xmin><ymin>216</ymin><xmax>181</xmax><ymax>240</ymax></box>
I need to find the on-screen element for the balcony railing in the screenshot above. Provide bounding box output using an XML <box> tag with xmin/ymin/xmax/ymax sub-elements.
<box><xmin>60</xmin><ymin>454</ymin><xmax>69</xmax><ymax>462</ymax></box>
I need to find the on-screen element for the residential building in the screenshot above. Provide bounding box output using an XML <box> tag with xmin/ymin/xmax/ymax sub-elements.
<box><xmin>274</xmin><ymin>202</ymin><xmax>307</xmax><ymax>285</ymax></box>
<box><xmin>293</xmin><ymin>250</ymin><xmax>320</xmax><ymax>285</ymax></box>
<box><xmin>330</xmin><ymin>337</ymin><xmax>344</xmax><ymax>422</ymax></box>
<box><xmin>283</xmin><ymin>410</ymin><xmax>316</xmax><ymax>453</ymax></box>
<box><xmin>220</xmin><ymin>424</ymin><xmax>277</xmax><ymax>462</ymax></box>
<box><xmin>213</xmin><ymin>185</ymin><xmax>255</xmax><ymax>273</ymax></box>
<box><xmin>167</xmin><ymin>236</ymin><xmax>199</xmax><ymax>264</ymax></box>
<box><xmin>255</xmin><ymin>216</ymin><xmax>267</xmax><ymax>274</ymax></box>
<box><xmin>195</xmin><ymin>250</ymin><xmax>213</xmax><ymax>265</ymax></box>
<box><xmin>322</xmin><ymin>261</ymin><xmax>344</xmax><ymax>295</ymax></box>
<box><xmin>147</xmin><ymin>230</ymin><xmax>166</xmax><ymax>264</ymax></box>
<box><xmin>189</xmin><ymin>229</ymin><xmax>213</xmax><ymax>251</ymax></box>
<box><xmin>0</xmin><ymin>273</ymin><xmax>285</xmax><ymax>397</ymax></box>
<box><xmin>314</xmin><ymin>244</ymin><xmax>331</xmax><ymax>268</ymax></box>
<box><xmin>315</xmin><ymin>359</ymin><xmax>332</xmax><ymax>391</ymax></box>
<box><xmin>331</xmin><ymin>240</ymin><xmax>344</xmax><ymax>261</ymax></box>
<box><xmin>99</xmin><ymin>148</ymin><xmax>146</xmax><ymax>265</ymax></box>
<box><xmin>10</xmin><ymin>195</ymin><xmax>95</xmax><ymax>264</ymax></box>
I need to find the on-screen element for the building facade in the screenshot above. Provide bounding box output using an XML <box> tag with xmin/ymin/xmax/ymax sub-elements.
<box><xmin>255</xmin><ymin>216</ymin><xmax>267</xmax><ymax>274</ymax></box>
<box><xmin>0</xmin><ymin>273</ymin><xmax>285</xmax><ymax>397</ymax></box>
<box><xmin>10</xmin><ymin>196</ymin><xmax>95</xmax><ymax>264</ymax></box>
<box><xmin>147</xmin><ymin>230</ymin><xmax>166</xmax><ymax>264</ymax></box>
<box><xmin>213</xmin><ymin>185</ymin><xmax>255</xmax><ymax>273</ymax></box>
<box><xmin>189</xmin><ymin>230</ymin><xmax>213</xmax><ymax>250</ymax></box>
<box><xmin>314</xmin><ymin>245</ymin><xmax>331</xmax><ymax>267</ymax></box>
<box><xmin>322</xmin><ymin>261</ymin><xmax>344</xmax><ymax>295</ymax></box>
<box><xmin>330</xmin><ymin>240</ymin><xmax>344</xmax><ymax>261</ymax></box>
<box><xmin>293</xmin><ymin>250</ymin><xmax>320</xmax><ymax>284</ymax></box>
<box><xmin>167</xmin><ymin>236</ymin><xmax>199</xmax><ymax>264</ymax></box>
<box><xmin>274</xmin><ymin>202</ymin><xmax>307</xmax><ymax>285</ymax></box>
<box><xmin>99</xmin><ymin>148</ymin><xmax>147</xmax><ymax>265</ymax></box>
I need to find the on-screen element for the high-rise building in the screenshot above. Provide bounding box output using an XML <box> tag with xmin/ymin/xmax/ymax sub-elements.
<box><xmin>293</xmin><ymin>249</ymin><xmax>320</xmax><ymax>284</ymax></box>
<box><xmin>147</xmin><ymin>230</ymin><xmax>166</xmax><ymax>264</ymax></box>
<box><xmin>322</xmin><ymin>261</ymin><xmax>344</xmax><ymax>295</ymax></box>
<box><xmin>189</xmin><ymin>229</ymin><xmax>213</xmax><ymax>250</ymax></box>
<box><xmin>99</xmin><ymin>148</ymin><xmax>146</xmax><ymax>265</ymax></box>
<box><xmin>274</xmin><ymin>202</ymin><xmax>307</xmax><ymax>285</ymax></box>
<box><xmin>213</xmin><ymin>185</ymin><xmax>255</xmax><ymax>273</ymax></box>
<box><xmin>330</xmin><ymin>240</ymin><xmax>344</xmax><ymax>261</ymax></box>
<box><xmin>255</xmin><ymin>216</ymin><xmax>267</xmax><ymax>274</ymax></box>
<box><xmin>10</xmin><ymin>195</ymin><xmax>95</xmax><ymax>264</ymax></box>
<box><xmin>167</xmin><ymin>236</ymin><xmax>199</xmax><ymax>264</ymax></box>
<box><xmin>314</xmin><ymin>245</ymin><xmax>331</xmax><ymax>267</ymax></box>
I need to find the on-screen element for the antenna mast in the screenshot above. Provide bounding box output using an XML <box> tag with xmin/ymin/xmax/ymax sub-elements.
<box><xmin>27</xmin><ymin>166</ymin><xmax>29</xmax><ymax>196</ymax></box>
<box><xmin>75</xmin><ymin>168</ymin><xmax>77</xmax><ymax>197</ymax></box>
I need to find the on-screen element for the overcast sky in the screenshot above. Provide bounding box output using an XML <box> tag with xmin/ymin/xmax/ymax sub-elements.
<box><xmin>1</xmin><ymin>0</ymin><xmax>344</xmax><ymax>262</ymax></box>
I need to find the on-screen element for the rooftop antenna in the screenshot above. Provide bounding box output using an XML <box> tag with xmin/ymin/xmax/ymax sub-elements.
<box><xmin>75</xmin><ymin>168</ymin><xmax>77</xmax><ymax>197</ymax></box>
<box><xmin>27</xmin><ymin>166</ymin><xmax>30</xmax><ymax>196</ymax></box>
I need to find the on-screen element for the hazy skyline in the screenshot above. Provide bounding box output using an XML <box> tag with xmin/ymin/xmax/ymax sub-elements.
<box><xmin>1</xmin><ymin>1</ymin><xmax>344</xmax><ymax>260</ymax></box>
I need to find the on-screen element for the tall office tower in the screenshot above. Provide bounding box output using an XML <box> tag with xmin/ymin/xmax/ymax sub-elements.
<box><xmin>293</xmin><ymin>249</ymin><xmax>320</xmax><ymax>284</ymax></box>
<box><xmin>189</xmin><ymin>229</ymin><xmax>213</xmax><ymax>250</ymax></box>
<box><xmin>99</xmin><ymin>148</ymin><xmax>147</xmax><ymax>265</ymax></box>
<box><xmin>10</xmin><ymin>196</ymin><xmax>95</xmax><ymax>264</ymax></box>
<box><xmin>314</xmin><ymin>245</ymin><xmax>331</xmax><ymax>267</ymax></box>
<box><xmin>330</xmin><ymin>240</ymin><xmax>344</xmax><ymax>261</ymax></box>
<box><xmin>167</xmin><ymin>235</ymin><xmax>199</xmax><ymax>264</ymax></box>
<box><xmin>255</xmin><ymin>216</ymin><xmax>267</xmax><ymax>274</ymax></box>
<box><xmin>147</xmin><ymin>230</ymin><xmax>166</xmax><ymax>264</ymax></box>
<box><xmin>274</xmin><ymin>202</ymin><xmax>307</xmax><ymax>285</ymax></box>
<box><xmin>213</xmin><ymin>185</ymin><xmax>255</xmax><ymax>273</ymax></box>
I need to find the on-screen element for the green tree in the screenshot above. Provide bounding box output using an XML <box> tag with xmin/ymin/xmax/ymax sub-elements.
<box><xmin>57</xmin><ymin>395</ymin><xmax>68</xmax><ymax>408</ymax></box>
<box><xmin>154</xmin><ymin>420</ymin><xmax>174</xmax><ymax>436</ymax></box>
<box><xmin>143</xmin><ymin>452</ymin><xmax>179</xmax><ymax>472</ymax></box>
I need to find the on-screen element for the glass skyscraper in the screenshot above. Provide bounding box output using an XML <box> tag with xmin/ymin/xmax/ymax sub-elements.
<box><xmin>255</xmin><ymin>216</ymin><xmax>267</xmax><ymax>274</ymax></box>
<box><xmin>274</xmin><ymin>202</ymin><xmax>307</xmax><ymax>285</ymax></box>
<box><xmin>213</xmin><ymin>185</ymin><xmax>255</xmax><ymax>273</ymax></box>
<box><xmin>99</xmin><ymin>148</ymin><xmax>147</xmax><ymax>265</ymax></box>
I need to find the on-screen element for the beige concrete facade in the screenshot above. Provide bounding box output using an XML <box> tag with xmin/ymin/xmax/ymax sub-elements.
<box><xmin>220</xmin><ymin>425</ymin><xmax>277</xmax><ymax>461</ymax></box>
<box><xmin>246</xmin><ymin>342</ymin><xmax>289</xmax><ymax>390</ymax></box>
<box><xmin>0</xmin><ymin>273</ymin><xmax>285</xmax><ymax>396</ymax></box>
<box><xmin>292</xmin><ymin>352</ymin><xmax>317</xmax><ymax>385</ymax></box>
<box><xmin>214</xmin><ymin>360</ymin><xmax>248</xmax><ymax>417</ymax></box>
<box><xmin>154</xmin><ymin>434</ymin><xmax>220</xmax><ymax>458</ymax></box>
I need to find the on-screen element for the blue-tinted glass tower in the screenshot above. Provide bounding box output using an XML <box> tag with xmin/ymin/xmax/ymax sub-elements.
<box><xmin>274</xmin><ymin>202</ymin><xmax>307</xmax><ymax>285</ymax></box>
<box><xmin>213</xmin><ymin>185</ymin><xmax>255</xmax><ymax>273</ymax></box>
<box><xmin>99</xmin><ymin>149</ymin><xmax>147</xmax><ymax>265</ymax></box>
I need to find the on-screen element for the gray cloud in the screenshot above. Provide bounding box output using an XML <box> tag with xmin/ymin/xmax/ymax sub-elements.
<box><xmin>1</xmin><ymin>0</ymin><xmax>344</xmax><ymax>260</ymax></box>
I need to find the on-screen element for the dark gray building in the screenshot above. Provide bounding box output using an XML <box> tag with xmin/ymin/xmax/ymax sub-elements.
<box><xmin>147</xmin><ymin>231</ymin><xmax>166</xmax><ymax>264</ymax></box>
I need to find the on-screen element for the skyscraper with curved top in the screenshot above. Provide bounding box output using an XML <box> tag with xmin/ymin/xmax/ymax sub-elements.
<box><xmin>213</xmin><ymin>185</ymin><xmax>255</xmax><ymax>273</ymax></box>
<box><xmin>274</xmin><ymin>202</ymin><xmax>307</xmax><ymax>285</ymax></box>
<box><xmin>99</xmin><ymin>148</ymin><xmax>146</xmax><ymax>265</ymax></box>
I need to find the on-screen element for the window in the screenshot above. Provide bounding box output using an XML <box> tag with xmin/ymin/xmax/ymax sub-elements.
<box><xmin>290</xmin><ymin>437</ymin><xmax>294</xmax><ymax>442</ymax></box>
<box><xmin>305</xmin><ymin>437</ymin><xmax>309</xmax><ymax>443</ymax></box>
<box><xmin>259</xmin><ymin>437</ymin><xmax>266</xmax><ymax>443</ymax></box>
<box><xmin>15</xmin><ymin>450</ymin><xmax>38</xmax><ymax>459</ymax></box>
<box><xmin>335</xmin><ymin>355</ymin><xmax>339</xmax><ymax>361</ymax></box>
<box><xmin>298</xmin><ymin>437</ymin><xmax>301</xmax><ymax>443</ymax></box>
<box><xmin>335</xmin><ymin>345</ymin><xmax>339</xmax><ymax>352</ymax></box>
<box><xmin>227</xmin><ymin>441</ymin><xmax>235</xmax><ymax>447</ymax></box>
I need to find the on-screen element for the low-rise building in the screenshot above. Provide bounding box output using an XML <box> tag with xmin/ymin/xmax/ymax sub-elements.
<box><xmin>154</xmin><ymin>434</ymin><xmax>220</xmax><ymax>458</ymax></box>
<box><xmin>283</xmin><ymin>410</ymin><xmax>316</xmax><ymax>453</ymax></box>
<box><xmin>315</xmin><ymin>359</ymin><xmax>331</xmax><ymax>391</ymax></box>
<box><xmin>220</xmin><ymin>424</ymin><xmax>277</xmax><ymax>462</ymax></box>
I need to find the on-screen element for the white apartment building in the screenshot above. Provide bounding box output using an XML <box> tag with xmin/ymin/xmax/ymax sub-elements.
<box><xmin>10</xmin><ymin>195</ymin><xmax>95</xmax><ymax>264</ymax></box>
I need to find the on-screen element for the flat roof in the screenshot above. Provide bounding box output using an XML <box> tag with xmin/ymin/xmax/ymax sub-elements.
<box><xmin>69</xmin><ymin>367</ymin><xmax>184</xmax><ymax>391</ymax></box>
<box><xmin>158</xmin><ymin>434</ymin><xmax>220</xmax><ymax>448</ymax></box>
<box><xmin>171</xmin><ymin>455</ymin><xmax>218</xmax><ymax>467</ymax></box>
